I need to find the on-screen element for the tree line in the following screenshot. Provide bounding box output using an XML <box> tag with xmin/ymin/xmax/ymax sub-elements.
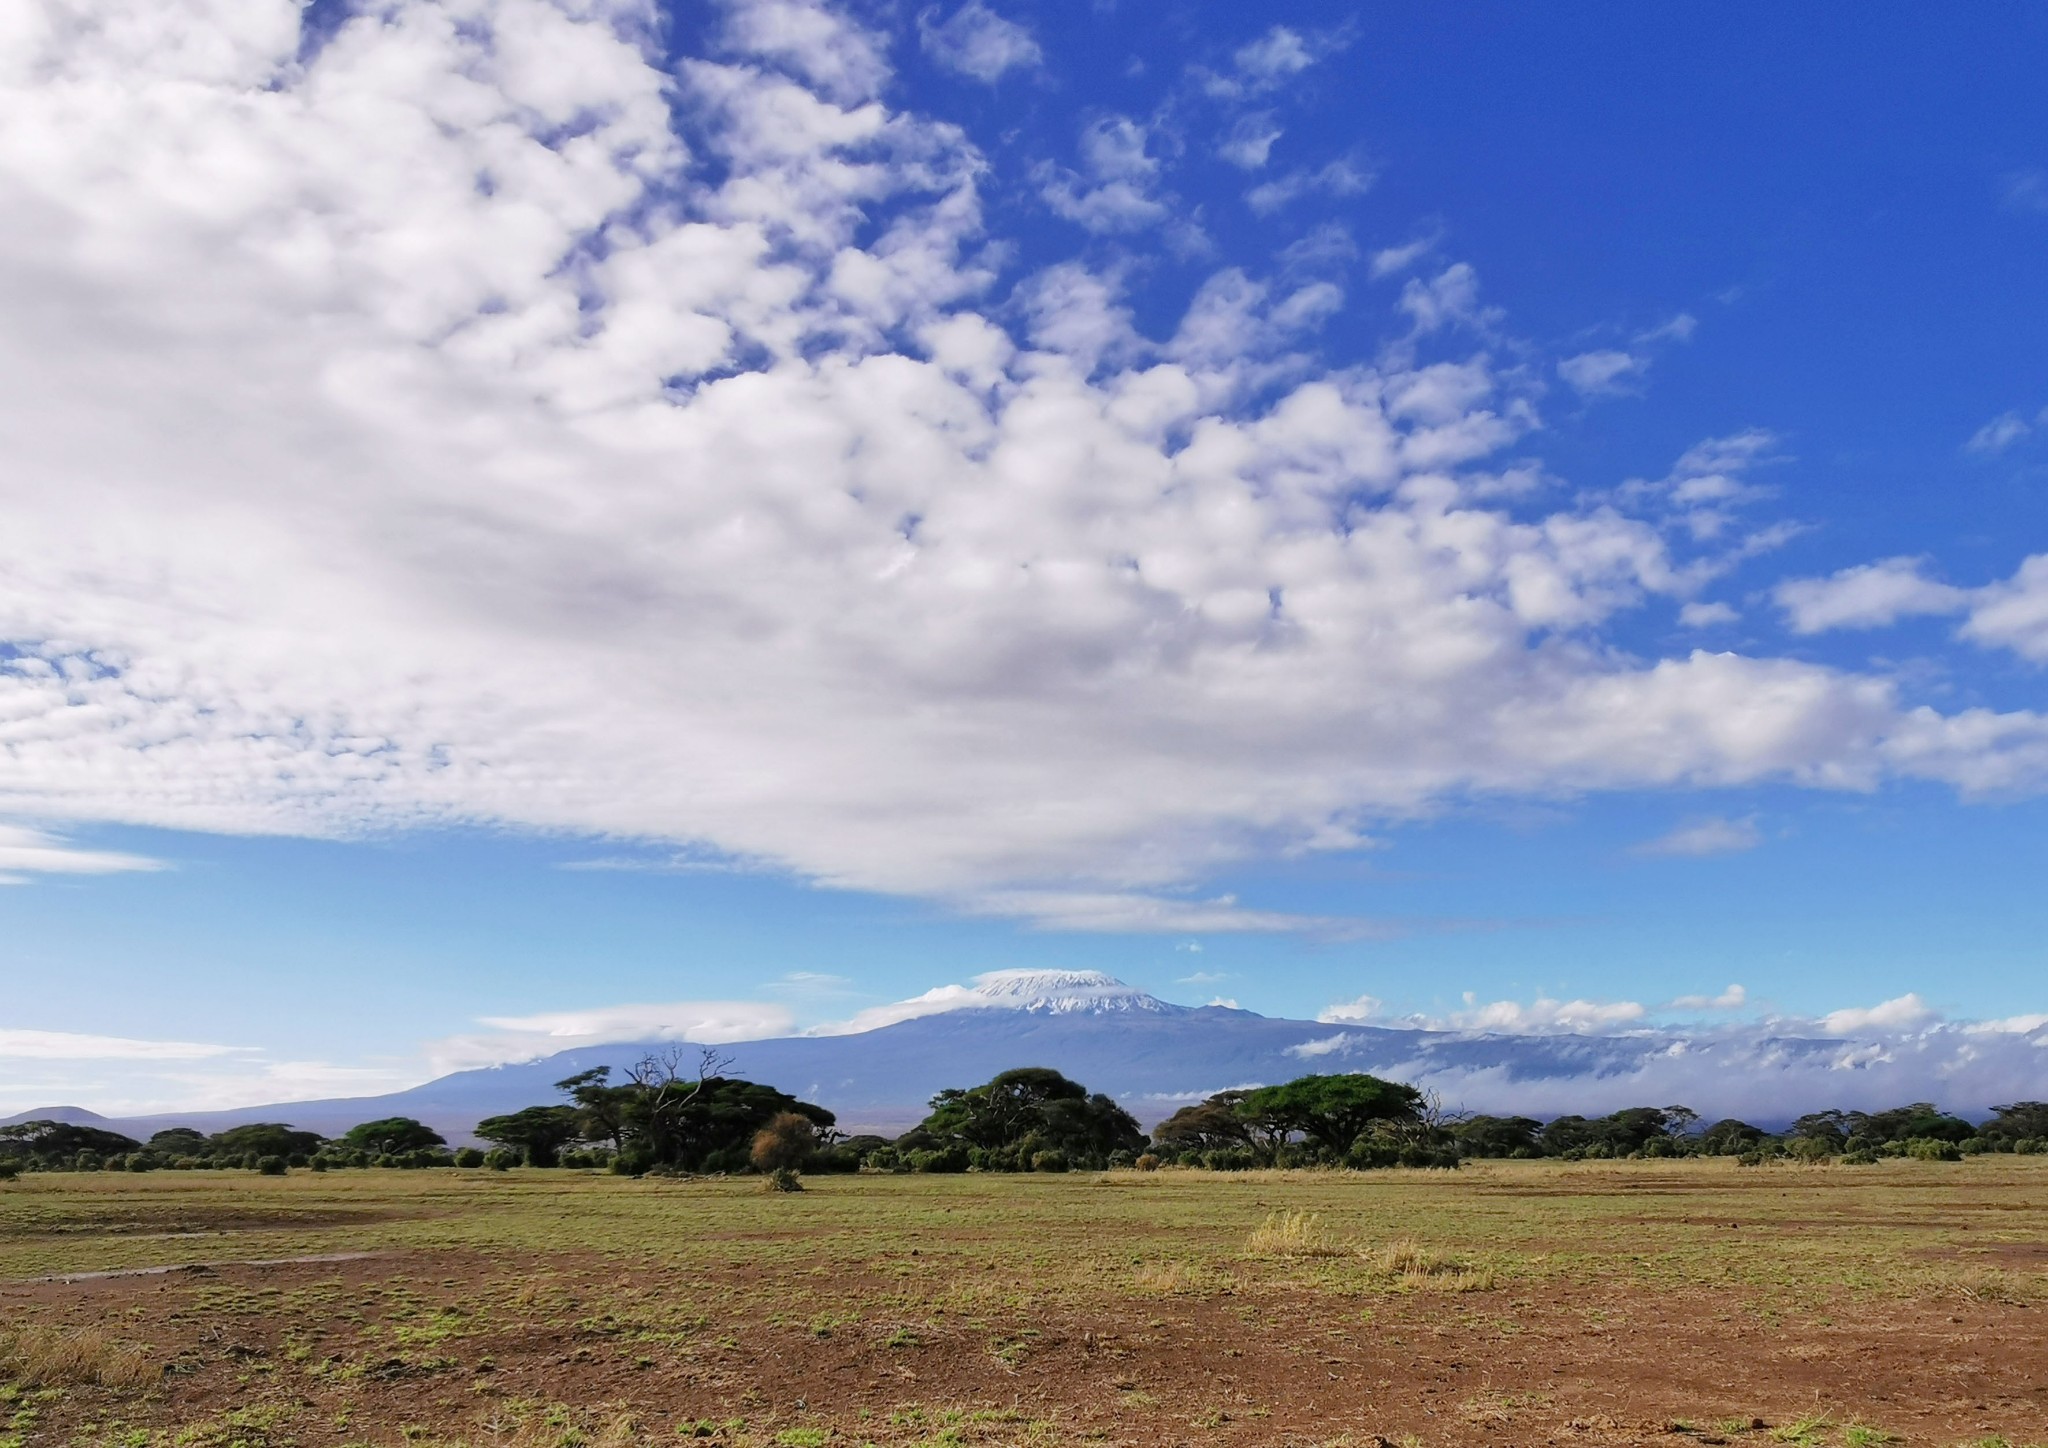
<box><xmin>4</xmin><ymin>1055</ymin><xmax>2043</xmax><ymax>1181</ymax></box>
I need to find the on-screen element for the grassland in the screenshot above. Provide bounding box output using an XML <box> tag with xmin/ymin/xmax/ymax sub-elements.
<box><xmin>2</xmin><ymin>1157</ymin><xmax>2044</xmax><ymax>1447</ymax></box>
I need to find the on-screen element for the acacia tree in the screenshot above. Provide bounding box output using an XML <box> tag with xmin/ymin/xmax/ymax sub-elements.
<box><xmin>1238</xmin><ymin>1074</ymin><xmax>1425</xmax><ymax>1158</ymax></box>
<box><xmin>909</xmin><ymin>1067</ymin><xmax>1144</xmax><ymax>1168</ymax></box>
<box><xmin>342</xmin><ymin>1117</ymin><xmax>445</xmax><ymax>1155</ymax></box>
<box><xmin>475</xmin><ymin>1105</ymin><xmax>582</xmax><ymax>1167</ymax></box>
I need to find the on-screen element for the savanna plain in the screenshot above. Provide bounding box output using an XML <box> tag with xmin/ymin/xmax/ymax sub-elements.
<box><xmin>2</xmin><ymin>1160</ymin><xmax>2043</xmax><ymax>1448</ymax></box>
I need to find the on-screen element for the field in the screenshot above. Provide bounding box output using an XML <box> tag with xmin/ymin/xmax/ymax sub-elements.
<box><xmin>2</xmin><ymin>1159</ymin><xmax>2045</xmax><ymax>1448</ymax></box>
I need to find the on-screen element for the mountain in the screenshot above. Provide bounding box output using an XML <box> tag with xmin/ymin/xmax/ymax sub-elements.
<box><xmin>39</xmin><ymin>970</ymin><xmax>2048</xmax><ymax>1143</ymax></box>
<box><xmin>0</xmin><ymin>1104</ymin><xmax>112</xmax><ymax>1129</ymax></box>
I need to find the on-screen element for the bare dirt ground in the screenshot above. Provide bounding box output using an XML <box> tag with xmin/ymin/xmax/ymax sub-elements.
<box><xmin>3</xmin><ymin>1161</ymin><xmax>2044</xmax><ymax>1446</ymax></box>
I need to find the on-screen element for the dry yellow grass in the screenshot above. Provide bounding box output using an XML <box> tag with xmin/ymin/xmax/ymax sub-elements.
<box><xmin>0</xmin><ymin>1324</ymin><xmax>158</xmax><ymax>1389</ymax></box>
<box><xmin>1361</xmin><ymin>1237</ymin><xmax>1497</xmax><ymax>1293</ymax></box>
<box><xmin>1243</xmin><ymin>1208</ymin><xmax>1346</xmax><ymax>1257</ymax></box>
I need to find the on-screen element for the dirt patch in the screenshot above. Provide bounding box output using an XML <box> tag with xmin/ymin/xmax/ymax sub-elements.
<box><xmin>6</xmin><ymin>1245</ymin><xmax>2045</xmax><ymax>1446</ymax></box>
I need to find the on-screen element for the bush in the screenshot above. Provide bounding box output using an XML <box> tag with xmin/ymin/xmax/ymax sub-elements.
<box><xmin>907</xmin><ymin>1146</ymin><xmax>970</xmax><ymax>1174</ymax></box>
<box><xmin>750</xmin><ymin>1112</ymin><xmax>819</xmax><ymax>1174</ymax></box>
<box><xmin>1201</xmin><ymin>1147</ymin><xmax>1258</xmax><ymax>1171</ymax></box>
<box><xmin>1133</xmin><ymin>1153</ymin><xmax>1161</xmax><ymax>1172</ymax></box>
<box><xmin>453</xmin><ymin>1147</ymin><xmax>486</xmax><ymax>1168</ymax></box>
<box><xmin>1030</xmin><ymin>1149</ymin><xmax>1070</xmax><ymax>1174</ymax></box>
<box><xmin>862</xmin><ymin>1148</ymin><xmax>901</xmax><ymax>1173</ymax></box>
<box><xmin>1906</xmin><ymin>1138</ymin><xmax>1963</xmax><ymax>1162</ymax></box>
<box><xmin>309</xmin><ymin>1157</ymin><xmax>329</xmax><ymax>1172</ymax></box>
<box><xmin>765</xmin><ymin>1166</ymin><xmax>803</xmax><ymax>1192</ymax></box>
<box><xmin>2016</xmin><ymin>1138</ymin><xmax>2046</xmax><ymax>1155</ymax></box>
<box><xmin>485</xmin><ymin>1149</ymin><xmax>515</xmax><ymax>1172</ymax></box>
<box><xmin>256</xmin><ymin>1155</ymin><xmax>288</xmax><ymax>1176</ymax></box>
<box><xmin>1839</xmin><ymin>1148</ymin><xmax>1880</xmax><ymax>1165</ymax></box>
<box><xmin>0</xmin><ymin>1163</ymin><xmax>18</xmax><ymax>1182</ymax></box>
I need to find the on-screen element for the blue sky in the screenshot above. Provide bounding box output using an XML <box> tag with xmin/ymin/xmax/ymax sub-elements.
<box><xmin>2</xmin><ymin>0</ymin><xmax>2045</xmax><ymax>1113</ymax></box>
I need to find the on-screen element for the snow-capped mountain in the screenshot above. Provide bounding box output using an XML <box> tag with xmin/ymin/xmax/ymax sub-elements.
<box><xmin>25</xmin><ymin>972</ymin><xmax>2046</xmax><ymax>1143</ymax></box>
<box><xmin>945</xmin><ymin>969</ymin><xmax>1186</xmax><ymax>1015</ymax></box>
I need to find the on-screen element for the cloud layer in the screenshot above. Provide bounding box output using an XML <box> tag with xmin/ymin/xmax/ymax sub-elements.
<box><xmin>4</xmin><ymin>0</ymin><xmax>2048</xmax><ymax>933</ymax></box>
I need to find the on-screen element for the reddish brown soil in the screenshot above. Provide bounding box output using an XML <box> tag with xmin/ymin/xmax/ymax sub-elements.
<box><xmin>7</xmin><ymin>1248</ymin><xmax>2044</xmax><ymax>1446</ymax></box>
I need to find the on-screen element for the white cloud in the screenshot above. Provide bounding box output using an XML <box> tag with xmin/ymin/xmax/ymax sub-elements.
<box><xmin>0</xmin><ymin>825</ymin><xmax>164</xmax><ymax>883</ymax></box>
<box><xmin>0</xmin><ymin>1028</ymin><xmax>246</xmax><ymax>1061</ymax></box>
<box><xmin>1819</xmin><ymin>992</ymin><xmax>1937</xmax><ymax>1036</ymax></box>
<box><xmin>964</xmin><ymin>890</ymin><xmax>1368</xmax><ymax>935</ymax></box>
<box><xmin>1557</xmin><ymin>349</ymin><xmax>1647</xmax><ymax>398</ymax></box>
<box><xmin>1965</xmin><ymin>410</ymin><xmax>2033</xmax><ymax>455</ymax></box>
<box><xmin>1776</xmin><ymin>558</ymin><xmax>1969</xmax><ymax>633</ymax></box>
<box><xmin>1679</xmin><ymin>601</ymin><xmax>1738</xmax><ymax>628</ymax></box>
<box><xmin>1217</xmin><ymin>111</ymin><xmax>1283</xmax><ymax>170</ymax></box>
<box><xmin>1245</xmin><ymin>157</ymin><xmax>1371</xmax><ymax>215</ymax></box>
<box><xmin>1773</xmin><ymin>552</ymin><xmax>2048</xmax><ymax>664</ymax></box>
<box><xmin>1176</xmin><ymin>970</ymin><xmax>1229</xmax><ymax>985</ymax></box>
<box><xmin>1316</xmin><ymin>994</ymin><xmax>1384</xmax><ymax>1024</ymax></box>
<box><xmin>1039</xmin><ymin>115</ymin><xmax>1171</xmax><ymax>232</ymax></box>
<box><xmin>1668</xmin><ymin>983</ymin><xmax>1747</xmax><ymax>1011</ymax></box>
<box><xmin>1633</xmin><ymin>815</ymin><xmax>1762</xmax><ymax>858</ymax></box>
<box><xmin>1368</xmin><ymin>233</ymin><xmax>1439</xmax><ymax>279</ymax></box>
<box><xmin>1234</xmin><ymin>27</ymin><xmax>1316</xmax><ymax>87</ymax></box>
<box><xmin>1317</xmin><ymin>991</ymin><xmax>1647</xmax><ymax>1035</ymax></box>
<box><xmin>1960</xmin><ymin>554</ymin><xmax>2048</xmax><ymax>662</ymax></box>
<box><xmin>918</xmin><ymin>1</ymin><xmax>1041</xmax><ymax>83</ymax></box>
<box><xmin>0</xmin><ymin>0</ymin><xmax>2046</xmax><ymax>934</ymax></box>
<box><xmin>431</xmin><ymin>1000</ymin><xmax>800</xmax><ymax>1072</ymax></box>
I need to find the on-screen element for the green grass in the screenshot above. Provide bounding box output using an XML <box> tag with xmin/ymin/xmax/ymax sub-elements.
<box><xmin>3</xmin><ymin>1159</ymin><xmax>2045</xmax><ymax>1446</ymax></box>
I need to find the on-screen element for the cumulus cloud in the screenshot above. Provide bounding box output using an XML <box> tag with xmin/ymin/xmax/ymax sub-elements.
<box><xmin>918</xmin><ymin>1</ymin><xmax>1041</xmax><ymax>83</ymax></box>
<box><xmin>1775</xmin><ymin>553</ymin><xmax>2048</xmax><ymax>664</ymax></box>
<box><xmin>1</xmin><ymin>0</ymin><xmax>2047</xmax><ymax>938</ymax></box>
<box><xmin>0</xmin><ymin>825</ymin><xmax>164</xmax><ymax>885</ymax></box>
<box><xmin>1819</xmin><ymin>992</ymin><xmax>1937</xmax><ymax>1035</ymax></box>
<box><xmin>1038</xmin><ymin>114</ymin><xmax>1172</xmax><ymax>232</ymax></box>
<box><xmin>1633</xmin><ymin>815</ymin><xmax>1761</xmax><ymax>858</ymax></box>
<box><xmin>1776</xmin><ymin>558</ymin><xmax>1970</xmax><ymax>633</ymax></box>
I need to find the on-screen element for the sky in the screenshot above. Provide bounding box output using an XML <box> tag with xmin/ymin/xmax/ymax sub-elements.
<box><xmin>2</xmin><ymin>0</ymin><xmax>2046</xmax><ymax>1115</ymax></box>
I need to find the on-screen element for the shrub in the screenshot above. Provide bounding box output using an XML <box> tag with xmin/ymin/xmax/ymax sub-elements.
<box><xmin>1133</xmin><ymin>1153</ymin><xmax>1161</xmax><ymax>1172</ymax></box>
<box><xmin>0</xmin><ymin>1163</ymin><xmax>18</xmax><ymax>1182</ymax></box>
<box><xmin>256</xmin><ymin>1155</ymin><xmax>288</xmax><ymax>1176</ymax></box>
<box><xmin>1031</xmin><ymin>1149</ymin><xmax>1070</xmax><ymax>1173</ymax></box>
<box><xmin>765</xmin><ymin>1166</ymin><xmax>804</xmax><ymax>1192</ymax></box>
<box><xmin>1840</xmin><ymin>1148</ymin><xmax>1880</xmax><ymax>1165</ymax></box>
<box><xmin>862</xmin><ymin>1147</ymin><xmax>901</xmax><ymax>1173</ymax></box>
<box><xmin>750</xmin><ymin>1112</ymin><xmax>820</xmax><ymax>1173</ymax></box>
<box><xmin>309</xmin><ymin>1157</ymin><xmax>329</xmax><ymax>1172</ymax></box>
<box><xmin>1906</xmin><ymin>1138</ymin><xmax>1963</xmax><ymax>1162</ymax></box>
<box><xmin>454</xmin><ymin>1147</ymin><xmax>486</xmax><ymax>1168</ymax></box>
<box><xmin>907</xmin><ymin>1146</ymin><xmax>970</xmax><ymax>1174</ymax></box>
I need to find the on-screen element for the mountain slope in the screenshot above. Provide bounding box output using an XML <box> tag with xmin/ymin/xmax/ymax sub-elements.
<box><xmin>45</xmin><ymin>972</ymin><xmax>2048</xmax><ymax>1143</ymax></box>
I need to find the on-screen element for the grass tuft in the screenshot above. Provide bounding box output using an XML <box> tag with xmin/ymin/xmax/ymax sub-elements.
<box><xmin>1243</xmin><ymin>1210</ymin><xmax>1344</xmax><ymax>1258</ymax></box>
<box><xmin>0</xmin><ymin>1325</ymin><xmax>158</xmax><ymax>1389</ymax></box>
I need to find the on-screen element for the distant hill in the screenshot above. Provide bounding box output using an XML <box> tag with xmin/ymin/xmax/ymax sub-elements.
<box><xmin>0</xmin><ymin>1104</ymin><xmax>113</xmax><ymax>1129</ymax></box>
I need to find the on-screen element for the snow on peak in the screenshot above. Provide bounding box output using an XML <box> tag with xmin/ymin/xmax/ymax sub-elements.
<box><xmin>967</xmin><ymin>969</ymin><xmax>1179</xmax><ymax>1014</ymax></box>
<box><xmin>807</xmin><ymin>969</ymin><xmax>1182</xmax><ymax>1036</ymax></box>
